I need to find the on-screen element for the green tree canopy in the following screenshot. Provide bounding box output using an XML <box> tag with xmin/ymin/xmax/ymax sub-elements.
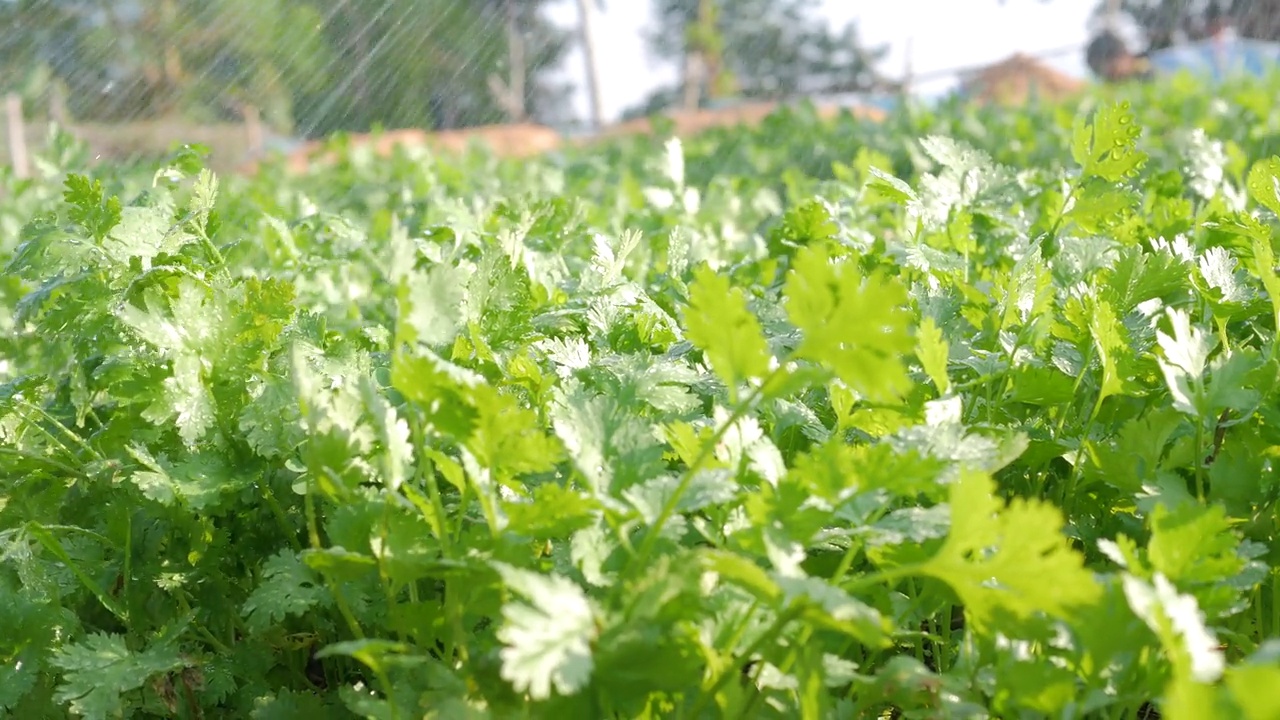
<box><xmin>0</xmin><ymin>0</ymin><xmax>575</xmax><ymax>137</ymax></box>
<box><xmin>1087</xmin><ymin>0</ymin><xmax>1280</xmax><ymax>50</ymax></box>
<box><xmin>295</xmin><ymin>0</ymin><xmax>573</xmax><ymax>136</ymax></box>
<box><xmin>632</xmin><ymin>0</ymin><xmax>890</xmax><ymax>117</ymax></box>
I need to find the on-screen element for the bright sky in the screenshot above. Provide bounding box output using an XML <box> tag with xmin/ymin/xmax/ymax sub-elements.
<box><xmin>545</xmin><ymin>0</ymin><xmax>1098</xmax><ymax>122</ymax></box>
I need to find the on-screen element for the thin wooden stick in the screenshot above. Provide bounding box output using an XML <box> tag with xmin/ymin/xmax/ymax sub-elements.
<box><xmin>6</xmin><ymin>93</ymin><xmax>30</xmax><ymax>180</ymax></box>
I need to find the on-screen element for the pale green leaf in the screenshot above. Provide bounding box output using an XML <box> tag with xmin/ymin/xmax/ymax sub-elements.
<box><xmin>920</xmin><ymin>470</ymin><xmax>1102</xmax><ymax>634</ymax></box>
<box><xmin>242</xmin><ymin>550</ymin><xmax>330</xmax><ymax>633</ymax></box>
<box><xmin>783</xmin><ymin>245</ymin><xmax>914</xmax><ymax>403</ymax></box>
<box><xmin>493</xmin><ymin>563</ymin><xmax>597</xmax><ymax>700</ymax></box>
<box><xmin>50</xmin><ymin>633</ymin><xmax>187</xmax><ymax>720</ymax></box>
<box><xmin>683</xmin><ymin>265</ymin><xmax>772</xmax><ymax>398</ymax></box>
<box><xmin>1072</xmin><ymin>101</ymin><xmax>1147</xmax><ymax>182</ymax></box>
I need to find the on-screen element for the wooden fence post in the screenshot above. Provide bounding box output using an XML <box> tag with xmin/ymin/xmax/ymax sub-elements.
<box><xmin>49</xmin><ymin>82</ymin><xmax>70</xmax><ymax>127</ymax></box>
<box><xmin>243</xmin><ymin>103</ymin><xmax>264</xmax><ymax>159</ymax></box>
<box><xmin>6</xmin><ymin>93</ymin><xmax>29</xmax><ymax>180</ymax></box>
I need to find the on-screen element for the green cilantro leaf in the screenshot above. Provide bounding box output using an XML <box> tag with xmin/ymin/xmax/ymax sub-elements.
<box><xmin>1088</xmin><ymin>297</ymin><xmax>1131</xmax><ymax>407</ymax></box>
<box><xmin>62</xmin><ymin>174</ymin><xmax>122</xmax><ymax>242</ymax></box>
<box><xmin>466</xmin><ymin>383</ymin><xmax>563</xmax><ymax>478</ymax></box>
<box><xmin>769</xmin><ymin>198</ymin><xmax>840</xmax><ymax>255</ymax></box>
<box><xmin>1121</xmin><ymin>572</ymin><xmax>1225</xmax><ymax>684</ymax></box>
<box><xmin>1245</xmin><ymin>156</ymin><xmax>1280</xmax><ymax>217</ymax></box>
<box><xmin>1224</xmin><ymin>646</ymin><xmax>1280</xmax><ymax>720</ymax></box>
<box><xmin>118</xmin><ymin>278</ymin><xmax>229</xmax><ymax>446</ymax></box>
<box><xmin>188</xmin><ymin>168</ymin><xmax>219</xmax><ymax>232</ymax></box>
<box><xmin>103</xmin><ymin>204</ymin><xmax>188</xmax><ymax>267</ymax></box>
<box><xmin>397</xmin><ymin>264</ymin><xmax>467</xmax><ymax>348</ymax></box>
<box><xmin>682</xmin><ymin>265</ymin><xmax>772</xmax><ymax>399</ymax></box>
<box><xmin>125</xmin><ymin>444</ymin><xmax>240</xmax><ymax>511</ymax></box>
<box><xmin>493</xmin><ymin>563</ymin><xmax>597</xmax><ymax>700</ymax></box>
<box><xmin>49</xmin><ymin>633</ymin><xmax>187</xmax><ymax>720</ymax></box>
<box><xmin>776</xmin><ymin>575</ymin><xmax>892</xmax><ymax>648</ymax></box>
<box><xmin>503</xmin><ymin>482</ymin><xmax>601</xmax><ymax>538</ymax></box>
<box><xmin>783</xmin><ymin>245</ymin><xmax>914</xmax><ymax>403</ymax></box>
<box><xmin>920</xmin><ymin>470</ymin><xmax>1102</xmax><ymax>634</ymax></box>
<box><xmin>249</xmin><ymin>689</ymin><xmax>349</xmax><ymax>720</ymax></box>
<box><xmin>1071</xmin><ymin>101</ymin><xmax>1147</xmax><ymax>182</ymax></box>
<box><xmin>239</xmin><ymin>374</ymin><xmax>306</xmax><ymax>459</ymax></box>
<box><xmin>549</xmin><ymin>380</ymin><xmax>665</xmax><ymax>496</ymax></box>
<box><xmin>1155</xmin><ymin>307</ymin><xmax>1214</xmax><ymax>418</ymax></box>
<box><xmin>915</xmin><ymin>315</ymin><xmax>951</xmax><ymax>395</ymax></box>
<box><xmin>242</xmin><ymin>550</ymin><xmax>331</xmax><ymax>633</ymax></box>
<box><xmin>865</xmin><ymin>166</ymin><xmax>919</xmax><ymax>206</ymax></box>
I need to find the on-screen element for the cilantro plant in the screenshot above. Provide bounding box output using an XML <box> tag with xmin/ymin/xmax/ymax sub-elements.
<box><xmin>4</xmin><ymin>74</ymin><xmax>1280</xmax><ymax>719</ymax></box>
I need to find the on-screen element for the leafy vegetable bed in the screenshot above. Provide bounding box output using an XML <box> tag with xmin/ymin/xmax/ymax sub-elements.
<box><xmin>4</xmin><ymin>81</ymin><xmax>1280</xmax><ymax>719</ymax></box>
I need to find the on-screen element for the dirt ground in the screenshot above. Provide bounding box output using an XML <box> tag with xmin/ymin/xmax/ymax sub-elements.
<box><xmin>3</xmin><ymin>98</ymin><xmax>893</xmax><ymax>177</ymax></box>
<box><xmin>4</xmin><ymin>117</ymin><xmax>268</xmax><ymax>174</ymax></box>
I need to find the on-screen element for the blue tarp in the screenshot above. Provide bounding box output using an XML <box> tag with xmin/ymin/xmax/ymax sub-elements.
<box><xmin>1147</xmin><ymin>36</ymin><xmax>1280</xmax><ymax>81</ymax></box>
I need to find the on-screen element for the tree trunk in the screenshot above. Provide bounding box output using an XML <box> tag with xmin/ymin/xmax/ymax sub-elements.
<box><xmin>681</xmin><ymin>0</ymin><xmax>720</xmax><ymax>110</ymax></box>
<box><xmin>575</xmin><ymin>0</ymin><xmax>605</xmax><ymax>129</ymax></box>
<box><xmin>160</xmin><ymin>0</ymin><xmax>184</xmax><ymax>88</ymax></box>
<box><xmin>243</xmin><ymin>103</ymin><xmax>264</xmax><ymax>159</ymax></box>
<box><xmin>7</xmin><ymin>93</ymin><xmax>30</xmax><ymax>180</ymax></box>
<box><xmin>698</xmin><ymin>0</ymin><xmax>728</xmax><ymax>101</ymax></box>
<box><xmin>682</xmin><ymin>52</ymin><xmax>703</xmax><ymax>111</ymax></box>
<box><xmin>505</xmin><ymin>0</ymin><xmax>527</xmax><ymax>121</ymax></box>
<box><xmin>351</xmin><ymin>6</ymin><xmax>370</xmax><ymax>114</ymax></box>
<box><xmin>49</xmin><ymin>84</ymin><xmax>69</xmax><ymax>126</ymax></box>
<box><xmin>1103</xmin><ymin>0</ymin><xmax>1121</xmax><ymax>32</ymax></box>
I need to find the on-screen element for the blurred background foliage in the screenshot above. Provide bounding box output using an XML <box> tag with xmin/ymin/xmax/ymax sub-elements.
<box><xmin>0</xmin><ymin>0</ymin><xmax>890</xmax><ymax>137</ymax></box>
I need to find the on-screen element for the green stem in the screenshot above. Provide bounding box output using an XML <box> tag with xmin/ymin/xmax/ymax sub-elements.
<box><xmin>829</xmin><ymin>507</ymin><xmax>893</xmax><ymax>586</ymax></box>
<box><xmin>331</xmin><ymin>586</ymin><xmax>367</xmax><ymax>641</ymax></box>
<box><xmin>195</xmin><ymin>223</ymin><xmax>226</xmax><ymax>269</ymax></box>
<box><xmin>376</xmin><ymin>492</ymin><xmax>403</xmax><ymax>643</ymax></box>
<box><xmin>261</xmin><ymin>479</ymin><xmax>303</xmax><ymax>553</ymax></box>
<box><xmin>304</xmin><ymin>476</ymin><xmax>323</xmax><ymax>550</ymax></box>
<box><xmin>602</xmin><ymin>510</ymin><xmax>637</xmax><ymax>559</ymax></box>
<box><xmin>176</xmin><ymin>593</ymin><xmax>233</xmax><ymax>654</ymax></box>
<box><xmin>26</xmin><ymin>522</ymin><xmax>129</xmax><ymax>623</ymax></box>
<box><xmin>1056</xmin><ymin>343</ymin><xmax>1095</xmax><ymax>436</ymax></box>
<box><xmin>830</xmin><ymin>540</ymin><xmax>865</xmax><ymax>586</ymax></box>
<box><xmin>993</xmin><ymin>338</ymin><xmax>1025</xmax><ymax>411</ymax></box>
<box><xmin>26</xmin><ymin>524</ymin><xmax>118</xmax><ymax>548</ymax></box>
<box><xmin>451</xmin><ymin>483</ymin><xmax>473</xmax><ymax>550</ymax></box>
<box><xmin>939</xmin><ymin>604</ymin><xmax>954</xmax><ymax>673</ymax></box>
<box><xmin>195</xmin><ymin>624</ymin><xmax>232</xmax><ymax>655</ymax></box>
<box><xmin>737</xmin><ymin>659</ymin><xmax>771</xmax><ymax>719</ymax></box>
<box><xmin>687</xmin><ymin>605</ymin><xmax>803</xmax><ymax>719</ymax></box>
<box><xmin>772</xmin><ymin>615</ymin><xmax>815</xmax><ymax>678</ymax></box>
<box><xmin>421</xmin><ymin>461</ymin><xmax>455</xmax><ymax>556</ymax></box>
<box><xmin>950</xmin><ymin>371</ymin><xmax>1010</xmax><ymax>394</ymax></box>
<box><xmin>908</xmin><ymin>578</ymin><xmax>925</xmax><ymax>665</ymax></box>
<box><xmin>301</xmin><ymin>473</ymin><xmax>366</xmax><ymax>639</ymax></box>
<box><xmin>842</xmin><ymin>563</ymin><xmax>924</xmax><ymax>594</ymax></box>
<box><xmin>719</xmin><ymin>600</ymin><xmax>762</xmax><ymax>662</ymax></box>
<box><xmin>1195</xmin><ymin>418</ymin><xmax>1207</xmax><ymax>501</ymax></box>
<box><xmin>122</xmin><ymin>512</ymin><xmax>132</xmax><ymax>612</ymax></box>
<box><xmin>0</xmin><ymin>446</ymin><xmax>81</xmax><ymax>475</ymax></box>
<box><xmin>1043</xmin><ymin>181</ymin><xmax>1079</xmax><ymax>253</ymax></box>
<box><xmin>15</xmin><ymin>403</ymin><xmax>96</xmax><ymax>463</ymax></box>
<box><xmin>21</xmin><ymin>401</ymin><xmax>103</xmax><ymax>460</ymax></box>
<box><xmin>405</xmin><ymin>412</ymin><xmax>455</xmax><ymax>553</ymax></box>
<box><xmin>1271</xmin><ymin>572</ymin><xmax>1280</xmax><ymax>641</ymax></box>
<box><xmin>444</xmin><ymin>580</ymin><xmax>469</xmax><ymax>665</ymax></box>
<box><xmin>300</xmin><ymin>472</ymin><xmax>387</xmax><ymax>708</ymax></box>
<box><xmin>1254</xmin><ymin>585</ymin><xmax>1266</xmax><ymax>647</ymax></box>
<box><xmin>1061</xmin><ymin>406</ymin><xmax>1101</xmax><ymax>513</ymax></box>
<box><xmin>626</xmin><ymin>365</ymin><xmax>785</xmax><ymax>578</ymax></box>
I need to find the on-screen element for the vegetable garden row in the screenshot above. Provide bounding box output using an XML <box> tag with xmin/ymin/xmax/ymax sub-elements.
<box><xmin>4</xmin><ymin>73</ymin><xmax>1280</xmax><ymax>719</ymax></box>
